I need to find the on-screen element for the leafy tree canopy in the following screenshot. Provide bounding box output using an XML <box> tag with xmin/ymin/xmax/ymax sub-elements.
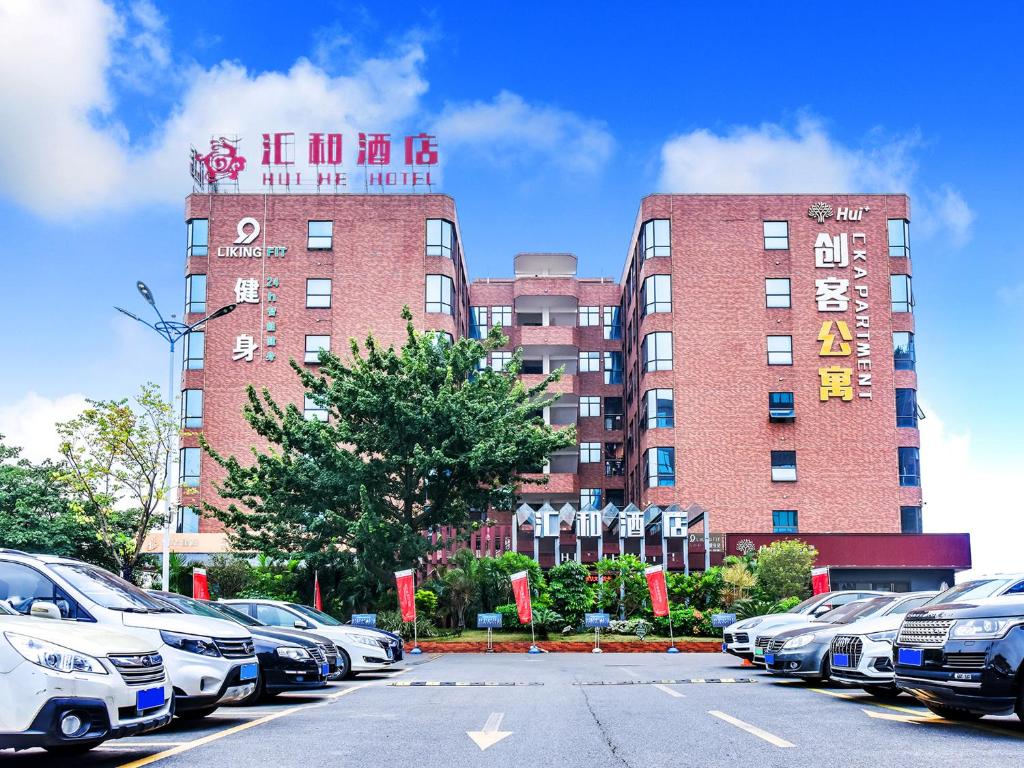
<box><xmin>755</xmin><ymin>539</ymin><xmax>819</xmax><ymax>601</ymax></box>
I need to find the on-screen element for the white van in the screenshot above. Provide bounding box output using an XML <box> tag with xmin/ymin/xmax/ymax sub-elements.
<box><xmin>0</xmin><ymin>551</ymin><xmax>258</xmax><ymax>719</ymax></box>
<box><xmin>0</xmin><ymin>599</ymin><xmax>173</xmax><ymax>755</ymax></box>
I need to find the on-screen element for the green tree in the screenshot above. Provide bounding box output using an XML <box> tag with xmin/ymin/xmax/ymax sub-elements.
<box><xmin>55</xmin><ymin>383</ymin><xmax>175</xmax><ymax>581</ymax></box>
<box><xmin>203</xmin><ymin>310</ymin><xmax>574</xmax><ymax>607</ymax></box>
<box><xmin>0</xmin><ymin>436</ymin><xmax>111</xmax><ymax>567</ymax></box>
<box><xmin>434</xmin><ymin>549</ymin><xmax>481</xmax><ymax>629</ymax></box>
<box><xmin>595</xmin><ymin>555</ymin><xmax>648</xmax><ymax>619</ymax></box>
<box><xmin>755</xmin><ymin>540</ymin><xmax>819</xmax><ymax>601</ymax></box>
<box><xmin>546</xmin><ymin>560</ymin><xmax>595</xmax><ymax>626</ymax></box>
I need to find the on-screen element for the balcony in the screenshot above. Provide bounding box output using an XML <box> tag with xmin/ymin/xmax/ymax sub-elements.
<box><xmin>519</xmin><ymin>324</ymin><xmax>576</xmax><ymax>346</ymax></box>
<box><xmin>521</xmin><ymin>373</ymin><xmax>575</xmax><ymax>394</ymax></box>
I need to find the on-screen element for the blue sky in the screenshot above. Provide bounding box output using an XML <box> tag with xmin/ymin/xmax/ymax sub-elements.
<box><xmin>0</xmin><ymin>1</ymin><xmax>1021</xmax><ymax>571</ymax></box>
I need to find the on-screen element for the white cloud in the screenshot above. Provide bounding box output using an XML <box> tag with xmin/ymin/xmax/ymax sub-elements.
<box><xmin>658</xmin><ymin>117</ymin><xmax>973</xmax><ymax>246</ymax></box>
<box><xmin>434</xmin><ymin>90</ymin><xmax>614</xmax><ymax>174</ymax></box>
<box><xmin>0</xmin><ymin>392</ymin><xmax>88</xmax><ymax>463</ymax></box>
<box><xmin>918</xmin><ymin>403</ymin><xmax>1024</xmax><ymax>578</ymax></box>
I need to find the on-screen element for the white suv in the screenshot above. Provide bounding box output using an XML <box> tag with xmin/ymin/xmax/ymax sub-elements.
<box><xmin>223</xmin><ymin>599</ymin><xmax>400</xmax><ymax>677</ymax></box>
<box><xmin>0</xmin><ymin>599</ymin><xmax>173</xmax><ymax>756</ymax></box>
<box><xmin>0</xmin><ymin>551</ymin><xmax>258</xmax><ymax>719</ymax></box>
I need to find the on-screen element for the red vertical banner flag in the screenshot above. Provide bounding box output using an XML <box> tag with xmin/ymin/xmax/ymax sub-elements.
<box><xmin>192</xmin><ymin>568</ymin><xmax>210</xmax><ymax>601</ymax></box>
<box><xmin>811</xmin><ymin>567</ymin><xmax>831</xmax><ymax>595</ymax></box>
<box><xmin>395</xmin><ymin>569</ymin><xmax>417</xmax><ymax>623</ymax></box>
<box><xmin>645</xmin><ymin>565</ymin><xmax>670</xmax><ymax>617</ymax></box>
<box><xmin>510</xmin><ymin>570</ymin><xmax>533</xmax><ymax>624</ymax></box>
<box><xmin>314</xmin><ymin>571</ymin><xmax>323</xmax><ymax>611</ymax></box>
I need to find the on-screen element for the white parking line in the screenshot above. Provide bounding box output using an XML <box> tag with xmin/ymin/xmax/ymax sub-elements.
<box><xmin>708</xmin><ymin>711</ymin><xmax>795</xmax><ymax>748</ymax></box>
<box><xmin>653</xmin><ymin>684</ymin><xmax>684</xmax><ymax>698</ymax></box>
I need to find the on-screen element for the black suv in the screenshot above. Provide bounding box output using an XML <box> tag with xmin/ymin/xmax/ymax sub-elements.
<box><xmin>894</xmin><ymin>596</ymin><xmax>1024</xmax><ymax>722</ymax></box>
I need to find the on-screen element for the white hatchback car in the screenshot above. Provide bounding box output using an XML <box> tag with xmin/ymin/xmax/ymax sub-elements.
<box><xmin>0</xmin><ymin>551</ymin><xmax>258</xmax><ymax>719</ymax></box>
<box><xmin>223</xmin><ymin>599</ymin><xmax>401</xmax><ymax>678</ymax></box>
<box><xmin>0</xmin><ymin>600</ymin><xmax>173</xmax><ymax>755</ymax></box>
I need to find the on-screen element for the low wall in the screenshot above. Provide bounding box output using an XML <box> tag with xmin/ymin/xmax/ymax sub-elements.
<box><xmin>415</xmin><ymin>640</ymin><xmax>722</xmax><ymax>653</ymax></box>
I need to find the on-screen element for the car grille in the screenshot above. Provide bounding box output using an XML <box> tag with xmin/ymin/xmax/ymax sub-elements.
<box><xmin>735</xmin><ymin>633</ymin><xmax>749</xmax><ymax>644</ymax></box>
<box><xmin>109</xmin><ymin>654</ymin><xmax>166</xmax><ymax>686</ymax></box>
<box><xmin>320</xmin><ymin>643</ymin><xmax>338</xmax><ymax>665</ymax></box>
<box><xmin>214</xmin><ymin>637</ymin><xmax>255</xmax><ymax>658</ymax></box>
<box><xmin>830</xmin><ymin>635</ymin><xmax>863</xmax><ymax>668</ymax></box>
<box><xmin>723</xmin><ymin>633</ymin><xmax>733</xmax><ymax>644</ymax></box>
<box><xmin>897</xmin><ymin>617</ymin><xmax>954</xmax><ymax>647</ymax></box>
<box><xmin>307</xmin><ymin>645</ymin><xmax>325</xmax><ymax>664</ymax></box>
<box><xmin>944</xmin><ymin>652</ymin><xmax>987</xmax><ymax>670</ymax></box>
<box><xmin>755</xmin><ymin>636</ymin><xmax>771</xmax><ymax>650</ymax></box>
<box><xmin>768</xmin><ymin>637</ymin><xmax>787</xmax><ymax>653</ymax></box>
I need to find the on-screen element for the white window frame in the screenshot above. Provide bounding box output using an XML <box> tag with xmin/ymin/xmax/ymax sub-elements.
<box><xmin>307</xmin><ymin>220</ymin><xmax>333</xmax><ymax>250</ymax></box>
<box><xmin>579</xmin><ymin>351</ymin><xmax>601</xmax><ymax>373</ymax></box>
<box><xmin>303</xmin><ymin>395</ymin><xmax>328</xmax><ymax>422</ymax></box>
<box><xmin>765</xmin><ymin>278</ymin><xmax>791</xmax><ymax>308</ymax></box>
<box><xmin>763</xmin><ymin>220</ymin><xmax>789</xmax><ymax>250</ymax></box>
<box><xmin>767</xmin><ymin>335</ymin><xmax>793</xmax><ymax>365</ymax></box>
<box><xmin>579</xmin><ymin>396</ymin><xmax>600</xmax><ymax>417</ymax></box>
<box><xmin>580</xmin><ymin>442</ymin><xmax>601</xmax><ymax>463</ymax></box>
<box><xmin>578</xmin><ymin>306</ymin><xmax>599</xmax><ymax>326</ymax></box>
<box><xmin>490</xmin><ymin>351</ymin><xmax>512</xmax><ymax>371</ymax></box>
<box><xmin>304</xmin><ymin>334</ymin><xmax>331</xmax><ymax>364</ymax></box>
<box><xmin>306</xmin><ymin>278</ymin><xmax>332</xmax><ymax>308</ymax></box>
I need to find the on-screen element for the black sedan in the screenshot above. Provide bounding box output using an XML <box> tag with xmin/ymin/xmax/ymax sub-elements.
<box><xmin>149</xmin><ymin>591</ymin><xmax>337</xmax><ymax>700</ymax></box>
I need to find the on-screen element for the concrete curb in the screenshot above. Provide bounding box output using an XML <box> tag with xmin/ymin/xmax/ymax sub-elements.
<box><xmin>414</xmin><ymin>640</ymin><xmax>722</xmax><ymax>653</ymax></box>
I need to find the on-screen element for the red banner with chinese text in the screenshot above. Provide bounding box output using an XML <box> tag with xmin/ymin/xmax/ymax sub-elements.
<box><xmin>645</xmin><ymin>565</ymin><xmax>670</xmax><ymax>617</ymax></box>
<box><xmin>811</xmin><ymin>567</ymin><xmax>830</xmax><ymax>595</ymax></box>
<box><xmin>395</xmin><ymin>569</ymin><xmax>417</xmax><ymax>623</ymax></box>
<box><xmin>510</xmin><ymin>571</ymin><xmax>532</xmax><ymax>624</ymax></box>
<box><xmin>192</xmin><ymin>568</ymin><xmax>210</xmax><ymax>601</ymax></box>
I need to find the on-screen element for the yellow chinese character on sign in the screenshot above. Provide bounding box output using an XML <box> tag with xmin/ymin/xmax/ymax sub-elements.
<box><xmin>818</xmin><ymin>320</ymin><xmax>853</xmax><ymax>356</ymax></box>
<box><xmin>819</xmin><ymin>366</ymin><xmax>854</xmax><ymax>401</ymax></box>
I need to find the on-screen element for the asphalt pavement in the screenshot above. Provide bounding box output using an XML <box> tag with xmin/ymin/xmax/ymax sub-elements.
<box><xmin>3</xmin><ymin>653</ymin><xmax>1022</xmax><ymax>768</ymax></box>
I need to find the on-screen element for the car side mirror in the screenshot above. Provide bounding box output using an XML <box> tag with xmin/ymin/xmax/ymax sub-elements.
<box><xmin>812</xmin><ymin>604</ymin><xmax>832</xmax><ymax>616</ymax></box>
<box><xmin>294</xmin><ymin>619</ymin><xmax>309</xmax><ymax>629</ymax></box>
<box><xmin>30</xmin><ymin>602</ymin><xmax>63</xmax><ymax>621</ymax></box>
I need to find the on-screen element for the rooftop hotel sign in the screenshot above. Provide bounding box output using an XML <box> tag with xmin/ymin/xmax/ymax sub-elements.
<box><xmin>189</xmin><ymin>132</ymin><xmax>439</xmax><ymax>193</ymax></box>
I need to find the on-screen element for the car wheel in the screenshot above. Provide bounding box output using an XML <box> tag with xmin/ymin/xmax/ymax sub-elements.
<box><xmin>818</xmin><ymin>655</ymin><xmax>831</xmax><ymax>681</ymax></box>
<box><xmin>924</xmin><ymin>703</ymin><xmax>984</xmax><ymax>721</ymax></box>
<box><xmin>44</xmin><ymin>741</ymin><xmax>102</xmax><ymax>756</ymax></box>
<box><xmin>177</xmin><ymin>706</ymin><xmax>219</xmax><ymax>720</ymax></box>
<box><xmin>864</xmin><ymin>685</ymin><xmax>902</xmax><ymax>700</ymax></box>
<box><xmin>336</xmin><ymin>648</ymin><xmax>353</xmax><ymax>679</ymax></box>
<box><xmin>1015</xmin><ymin>682</ymin><xmax>1024</xmax><ymax>724</ymax></box>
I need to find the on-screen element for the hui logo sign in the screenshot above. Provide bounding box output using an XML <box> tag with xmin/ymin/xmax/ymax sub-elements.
<box><xmin>192</xmin><ymin>137</ymin><xmax>247</xmax><ymax>186</ymax></box>
<box><xmin>808</xmin><ymin>201</ymin><xmax>871</xmax><ymax>224</ymax></box>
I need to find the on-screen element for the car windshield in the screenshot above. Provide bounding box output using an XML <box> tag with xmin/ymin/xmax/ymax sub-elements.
<box><xmin>157</xmin><ymin>594</ymin><xmax>231</xmax><ymax>622</ymax></box>
<box><xmin>206</xmin><ymin>602</ymin><xmax>264</xmax><ymax>628</ymax></box>
<box><xmin>0</xmin><ymin>600</ymin><xmax>15</xmax><ymax>615</ymax></box>
<box><xmin>51</xmin><ymin>563</ymin><xmax>171</xmax><ymax>612</ymax></box>
<box><xmin>924</xmin><ymin>579</ymin><xmax>1007</xmax><ymax>605</ymax></box>
<box><xmin>816</xmin><ymin>597</ymin><xmax>895</xmax><ymax>624</ymax></box>
<box><xmin>789</xmin><ymin>595</ymin><xmax>823</xmax><ymax>614</ymax></box>
<box><xmin>287</xmin><ymin>603</ymin><xmax>343</xmax><ymax>626</ymax></box>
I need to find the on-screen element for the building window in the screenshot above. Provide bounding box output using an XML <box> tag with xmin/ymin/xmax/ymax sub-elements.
<box><xmin>426</xmin><ymin>219</ymin><xmax>454</xmax><ymax>258</ymax></box>
<box><xmin>307</xmin><ymin>220</ymin><xmax>333</xmax><ymax>250</ymax></box>
<box><xmin>643</xmin><ymin>332</ymin><xmax>673</xmax><ymax>372</ymax></box>
<box><xmin>603</xmin><ymin>351</ymin><xmax>623</xmax><ymax>384</ymax></box>
<box><xmin>185</xmin><ymin>274</ymin><xmax>207</xmax><ymax>314</ymax></box>
<box><xmin>900</xmin><ymin>505</ymin><xmax>923</xmax><ymax>533</ymax></box>
<box><xmin>888</xmin><ymin>219</ymin><xmax>910</xmax><ymax>258</ymax></box>
<box><xmin>771</xmin><ymin>450</ymin><xmax>797</xmax><ymax>482</ymax></box>
<box><xmin>304</xmin><ymin>394</ymin><xmax>328</xmax><ymax>422</ymax></box>
<box><xmin>645</xmin><ymin>447</ymin><xmax>675</xmax><ymax>487</ymax></box>
<box><xmin>765</xmin><ymin>278</ymin><xmax>791</xmax><ymax>308</ymax></box>
<box><xmin>580</xmin><ymin>488</ymin><xmax>602</xmax><ymax>509</ymax></box>
<box><xmin>891</xmin><ymin>275</ymin><xmax>914</xmax><ymax>313</ymax></box>
<box><xmin>768</xmin><ymin>391</ymin><xmax>795</xmax><ymax>422</ymax></box>
<box><xmin>491</xmin><ymin>305</ymin><xmax>512</xmax><ymax>327</ymax></box>
<box><xmin>425</xmin><ymin>274</ymin><xmax>454</xmax><ymax>315</ymax></box>
<box><xmin>490</xmin><ymin>351</ymin><xmax>511</xmax><ymax>371</ymax></box>
<box><xmin>605</xmin><ymin>442</ymin><xmax>624</xmax><ymax>476</ymax></box>
<box><xmin>306</xmin><ymin>278</ymin><xmax>332</xmax><ymax>308</ymax></box>
<box><xmin>772</xmin><ymin>510</ymin><xmax>798</xmax><ymax>534</ymax></box>
<box><xmin>641</xmin><ymin>219</ymin><xmax>671</xmax><ymax>259</ymax></box>
<box><xmin>893</xmin><ymin>332</ymin><xmax>916</xmax><ymax>371</ymax></box>
<box><xmin>580</xmin><ymin>442</ymin><xmax>601</xmax><ymax>463</ymax></box>
<box><xmin>603</xmin><ymin>306</ymin><xmax>622</xmax><ymax>340</ymax></box>
<box><xmin>579</xmin><ymin>306</ymin><xmax>599</xmax><ymax>326</ymax></box>
<box><xmin>176</xmin><ymin>506</ymin><xmax>200</xmax><ymax>534</ymax></box>
<box><xmin>429</xmin><ymin>331</ymin><xmax>454</xmax><ymax>347</ymax></box>
<box><xmin>767</xmin><ymin>335</ymin><xmax>793</xmax><ymax>365</ymax></box>
<box><xmin>470</xmin><ymin>307</ymin><xmax>488</xmax><ymax>338</ymax></box>
<box><xmin>187</xmin><ymin>218</ymin><xmax>208</xmax><ymax>257</ymax></box>
<box><xmin>643</xmin><ymin>389</ymin><xmax>674</xmax><ymax>429</ymax></box>
<box><xmin>579</xmin><ymin>351</ymin><xmax>601</xmax><ymax>373</ymax></box>
<box><xmin>179</xmin><ymin>447</ymin><xmax>200</xmax><ymax>487</ymax></box>
<box><xmin>899</xmin><ymin>447</ymin><xmax>921</xmax><ymax>486</ymax></box>
<box><xmin>896</xmin><ymin>388</ymin><xmax>918</xmax><ymax>428</ymax></box>
<box><xmin>181</xmin><ymin>389</ymin><xmax>203</xmax><ymax>429</ymax></box>
<box><xmin>304</xmin><ymin>335</ymin><xmax>330</xmax><ymax>364</ymax></box>
<box><xmin>603</xmin><ymin>397</ymin><xmax>623</xmax><ymax>431</ymax></box>
<box><xmin>642</xmin><ymin>274</ymin><xmax>672</xmax><ymax>316</ymax></box>
<box><xmin>579</xmin><ymin>396</ymin><xmax>600</xmax><ymax>417</ymax></box>
<box><xmin>183</xmin><ymin>331</ymin><xmax>204</xmax><ymax>370</ymax></box>
<box><xmin>763</xmin><ymin>221</ymin><xmax>789</xmax><ymax>250</ymax></box>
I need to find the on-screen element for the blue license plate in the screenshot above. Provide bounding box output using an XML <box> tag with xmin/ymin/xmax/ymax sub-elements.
<box><xmin>765</xmin><ymin>653</ymin><xmax>775</xmax><ymax>666</ymax></box>
<box><xmin>239</xmin><ymin>662</ymin><xmax>259</xmax><ymax>681</ymax></box>
<box><xmin>136</xmin><ymin>686</ymin><xmax>164</xmax><ymax>711</ymax></box>
<box><xmin>721</xmin><ymin>642</ymin><xmax>728</xmax><ymax>652</ymax></box>
<box><xmin>898</xmin><ymin>647</ymin><xmax>923</xmax><ymax>667</ymax></box>
<box><xmin>321</xmin><ymin>663</ymin><xmax>329</xmax><ymax>676</ymax></box>
<box><xmin>833</xmin><ymin>652</ymin><xmax>850</xmax><ymax>667</ymax></box>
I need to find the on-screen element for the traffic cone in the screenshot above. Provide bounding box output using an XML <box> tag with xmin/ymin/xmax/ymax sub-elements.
<box><xmin>741</xmin><ymin>658</ymin><xmax>754</xmax><ymax>667</ymax></box>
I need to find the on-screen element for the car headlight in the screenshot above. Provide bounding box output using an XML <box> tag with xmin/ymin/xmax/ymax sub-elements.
<box><xmin>950</xmin><ymin>618</ymin><xmax>1015</xmax><ymax>640</ymax></box>
<box><xmin>737</xmin><ymin>618</ymin><xmax>763</xmax><ymax>630</ymax></box>
<box><xmin>782</xmin><ymin>633</ymin><xmax>816</xmax><ymax>650</ymax></box>
<box><xmin>276</xmin><ymin>645</ymin><xmax>311</xmax><ymax>660</ymax></box>
<box><xmin>4</xmin><ymin>632</ymin><xmax>107</xmax><ymax>675</ymax></box>
<box><xmin>342</xmin><ymin>632</ymin><xmax>384</xmax><ymax>649</ymax></box>
<box><xmin>867</xmin><ymin>630</ymin><xmax>897</xmax><ymax>642</ymax></box>
<box><xmin>160</xmin><ymin>630</ymin><xmax>221</xmax><ymax>657</ymax></box>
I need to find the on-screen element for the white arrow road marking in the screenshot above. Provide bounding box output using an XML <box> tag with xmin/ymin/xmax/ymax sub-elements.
<box><xmin>708</xmin><ymin>711</ymin><xmax>795</xmax><ymax>748</ymax></box>
<box><xmin>467</xmin><ymin>712</ymin><xmax>513</xmax><ymax>751</ymax></box>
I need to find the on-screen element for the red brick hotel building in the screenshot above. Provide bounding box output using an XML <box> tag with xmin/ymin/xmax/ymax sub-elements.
<box><xmin>169</xmin><ymin>192</ymin><xmax>970</xmax><ymax>590</ymax></box>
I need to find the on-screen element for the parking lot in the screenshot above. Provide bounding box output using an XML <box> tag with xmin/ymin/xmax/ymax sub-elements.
<box><xmin>3</xmin><ymin>653</ymin><xmax>1021</xmax><ymax>768</ymax></box>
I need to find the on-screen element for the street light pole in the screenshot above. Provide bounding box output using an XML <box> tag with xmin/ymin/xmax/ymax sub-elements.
<box><xmin>116</xmin><ymin>281</ymin><xmax>236</xmax><ymax>590</ymax></box>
